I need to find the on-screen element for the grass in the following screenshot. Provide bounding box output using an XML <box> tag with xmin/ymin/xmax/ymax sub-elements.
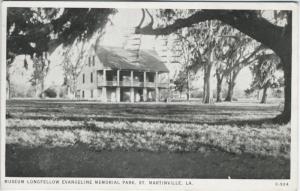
<box><xmin>7</xmin><ymin>99</ymin><xmax>282</xmax><ymax>124</ymax></box>
<box><xmin>7</xmin><ymin>119</ymin><xmax>290</xmax><ymax>158</ymax></box>
<box><xmin>5</xmin><ymin>99</ymin><xmax>290</xmax><ymax>178</ymax></box>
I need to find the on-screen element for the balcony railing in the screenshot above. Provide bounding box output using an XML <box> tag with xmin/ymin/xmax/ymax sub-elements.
<box><xmin>97</xmin><ymin>81</ymin><xmax>118</xmax><ymax>86</ymax></box>
<box><xmin>132</xmin><ymin>81</ymin><xmax>143</xmax><ymax>87</ymax></box>
<box><xmin>118</xmin><ymin>81</ymin><xmax>143</xmax><ymax>87</ymax></box>
<box><xmin>119</xmin><ymin>81</ymin><xmax>131</xmax><ymax>87</ymax></box>
<box><xmin>143</xmin><ymin>82</ymin><xmax>155</xmax><ymax>88</ymax></box>
<box><xmin>98</xmin><ymin>80</ymin><xmax>169</xmax><ymax>88</ymax></box>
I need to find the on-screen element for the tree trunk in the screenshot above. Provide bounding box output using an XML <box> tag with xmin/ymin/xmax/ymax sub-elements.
<box><xmin>225</xmin><ymin>71</ymin><xmax>238</xmax><ymax>102</ymax></box>
<box><xmin>6</xmin><ymin>65</ymin><xmax>11</xmax><ymax>99</ymax></box>
<box><xmin>216</xmin><ymin>81</ymin><xmax>222</xmax><ymax>102</ymax></box>
<box><xmin>274</xmin><ymin>54</ymin><xmax>291</xmax><ymax>123</ymax></box>
<box><xmin>282</xmin><ymin>58</ymin><xmax>291</xmax><ymax>121</ymax></box>
<box><xmin>273</xmin><ymin>14</ymin><xmax>291</xmax><ymax>123</ymax></box>
<box><xmin>225</xmin><ymin>81</ymin><xmax>234</xmax><ymax>101</ymax></box>
<box><xmin>35</xmin><ymin>78</ymin><xmax>39</xmax><ymax>98</ymax></box>
<box><xmin>202</xmin><ymin>67</ymin><xmax>206</xmax><ymax>103</ymax></box>
<box><xmin>216</xmin><ymin>72</ymin><xmax>223</xmax><ymax>102</ymax></box>
<box><xmin>41</xmin><ymin>78</ymin><xmax>45</xmax><ymax>99</ymax></box>
<box><xmin>260</xmin><ymin>86</ymin><xmax>268</xmax><ymax>104</ymax></box>
<box><xmin>203</xmin><ymin>64</ymin><xmax>212</xmax><ymax>104</ymax></box>
<box><xmin>187</xmin><ymin>71</ymin><xmax>190</xmax><ymax>101</ymax></box>
<box><xmin>73</xmin><ymin>75</ymin><xmax>77</xmax><ymax>99</ymax></box>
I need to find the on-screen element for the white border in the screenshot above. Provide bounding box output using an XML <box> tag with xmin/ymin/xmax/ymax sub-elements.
<box><xmin>0</xmin><ymin>1</ymin><xmax>298</xmax><ymax>191</ymax></box>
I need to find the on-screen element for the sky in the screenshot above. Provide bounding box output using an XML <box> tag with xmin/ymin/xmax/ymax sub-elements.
<box><xmin>102</xmin><ymin>9</ymin><xmax>157</xmax><ymax>49</ymax></box>
<box><xmin>11</xmin><ymin>8</ymin><xmax>253</xmax><ymax>94</ymax></box>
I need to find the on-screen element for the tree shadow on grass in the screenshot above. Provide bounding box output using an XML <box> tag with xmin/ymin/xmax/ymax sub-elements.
<box><xmin>5</xmin><ymin>143</ymin><xmax>290</xmax><ymax>178</ymax></box>
<box><xmin>11</xmin><ymin>115</ymin><xmax>278</xmax><ymax>126</ymax></box>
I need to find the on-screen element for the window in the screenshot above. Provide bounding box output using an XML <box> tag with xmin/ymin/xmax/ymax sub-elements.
<box><xmin>91</xmin><ymin>72</ymin><xmax>93</xmax><ymax>83</ymax></box>
<box><xmin>82</xmin><ymin>74</ymin><xmax>85</xmax><ymax>84</ymax></box>
<box><xmin>82</xmin><ymin>90</ymin><xmax>85</xmax><ymax>98</ymax></box>
<box><xmin>88</xmin><ymin>57</ymin><xmax>91</xmax><ymax>67</ymax></box>
<box><xmin>92</xmin><ymin>56</ymin><xmax>95</xmax><ymax>66</ymax></box>
<box><xmin>91</xmin><ymin>90</ymin><xmax>94</xmax><ymax>98</ymax></box>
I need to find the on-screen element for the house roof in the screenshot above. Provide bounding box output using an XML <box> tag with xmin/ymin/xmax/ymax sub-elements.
<box><xmin>95</xmin><ymin>46</ymin><xmax>169</xmax><ymax>73</ymax></box>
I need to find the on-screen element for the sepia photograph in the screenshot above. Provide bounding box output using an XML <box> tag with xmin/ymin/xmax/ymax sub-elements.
<box><xmin>1</xmin><ymin>1</ymin><xmax>298</xmax><ymax>190</ymax></box>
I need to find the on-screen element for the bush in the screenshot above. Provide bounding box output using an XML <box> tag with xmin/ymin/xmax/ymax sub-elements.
<box><xmin>44</xmin><ymin>88</ymin><xmax>57</xmax><ymax>98</ymax></box>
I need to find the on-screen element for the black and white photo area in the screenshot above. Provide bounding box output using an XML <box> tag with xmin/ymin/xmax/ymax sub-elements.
<box><xmin>3</xmin><ymin>2</ymin><xmax>296</xmax><ymax>186</ymax></box>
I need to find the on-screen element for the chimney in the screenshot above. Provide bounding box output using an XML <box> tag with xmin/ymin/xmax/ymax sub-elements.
<box><xmin>122</xmin><ymin>27</ymin><xmax>141</xmax><ymax>65</ymax></box>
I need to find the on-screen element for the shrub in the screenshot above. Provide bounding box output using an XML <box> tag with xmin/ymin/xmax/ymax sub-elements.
<box><xmin>43</xmin><ymin>88</ymin><xmax>57</xmax><ymax>98</ymax></box>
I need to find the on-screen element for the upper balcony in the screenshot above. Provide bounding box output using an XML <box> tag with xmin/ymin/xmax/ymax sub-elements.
<box><xmin>96</xmin><ymin>69</ymin><xmax>169</xmax><ymax>89</ymax></box>
<box><xmin>97</xmin><ymin>80</ymin><xmax>169</xmax><ymax>88</ymax></box>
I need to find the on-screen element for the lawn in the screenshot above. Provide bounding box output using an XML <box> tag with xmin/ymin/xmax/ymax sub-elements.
<box><xmin>5</xmin><ymin>99</ymin><xmax>290</xmax><ymax>178</ymax></box>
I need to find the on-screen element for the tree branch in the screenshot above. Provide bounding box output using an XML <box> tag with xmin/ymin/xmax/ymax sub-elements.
<box><xmin>240</xmin><ymin>44</ymin><xmax>264</xmax><ymax>65</ymax></box>
<box><xmin>135</xmin><ymin>10</ymin><xmax>285</xmax><ymax>53</ymax></box>
<box><xmin>137</xmin><ymin>9</ymin><xmax>146</xmax><ymax>29</ymax></box>
<box><xmin>145</xmin><ymin>9</ymin><xmax>154</xmax><ymax>27</ymax></box>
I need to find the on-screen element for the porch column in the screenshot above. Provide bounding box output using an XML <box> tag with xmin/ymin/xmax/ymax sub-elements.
<box><xmin>116</xmin><ymin>87</ymin><xmax>121</xmax><ymax>102</ymax></box>
<box><xmin>143</xmin><ymin>71</ymin><xmax>147</xmax><ymax>101</ymax></box>
<box><xmin>155</xmin><ymin>72</ymin><xmax>159</xmax><ymax>102</ymax></box>
<box><xmin>117</xmin><ymin>69</ymin><xmax>120</xmax><ymax>86</ymax></box>
<box><xmin>103</xmin><ymin>69</ymin><xmax>107</xmax><ymax>85</ymax></box>
<box><xmin>102</xmin><ymin>87</ymin><xmax>107</xmax><ymax>102</ymax></box>
<box><xmin>143</xmin><ymin>88</ymin><xmax>147</xmax><ymax>102</ymax></box>
<box><xmin>143</xmin><ymin>71</ymin><xmax>147</xmax><ymax>84</ymax></box>
<box><xmin>130</xmin><ymin>88</ymin><xmax>134</xmax><ymax>103</ymax></box>
<box><xmin>130</xmin><ymin>70</ymin><xmax>134</xmax><ymax>86</ymax></box>
<box><xmin>155</xmin><ymin>88</ymin><xmax>160</xmax><ymax>102</ymax></box>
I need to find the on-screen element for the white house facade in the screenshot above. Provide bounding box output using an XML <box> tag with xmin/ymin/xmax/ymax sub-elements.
<box><xmin>76</xmin><ymin>45</ymin><xmax>169</xmax><ymax>102</ymax></box>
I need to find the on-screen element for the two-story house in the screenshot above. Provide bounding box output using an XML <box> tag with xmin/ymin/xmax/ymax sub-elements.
<box><xmin>76</xmin><ymin>45</ymin><xmax>169</xmax><ymax>102</ymax></box>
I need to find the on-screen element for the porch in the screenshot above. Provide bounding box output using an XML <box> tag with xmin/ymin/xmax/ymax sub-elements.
<box><xmin>96</xmin><ymin>69</ymin><xmax>169</xmax><ymax>89</ymax></box>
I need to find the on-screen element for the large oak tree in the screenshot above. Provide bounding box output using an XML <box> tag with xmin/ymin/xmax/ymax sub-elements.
<box><xmin>135</xmin><ymin>9</ymin><xmax>292</xmax><ymax>123</ymax></box>
<box><xmin>7</xmin><ymin>8</ymin><xmax>116</xmax><ymax>97</ymax></box>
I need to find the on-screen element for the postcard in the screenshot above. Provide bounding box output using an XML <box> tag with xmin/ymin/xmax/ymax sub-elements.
<box><xmin>1</xmin><ymin>1</ymin><xmax>298</xmax><ymax>190</ymax></box>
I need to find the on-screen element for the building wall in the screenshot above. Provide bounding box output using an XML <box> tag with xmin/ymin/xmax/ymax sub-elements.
<box><xmin>77</xmin><ymin>47</ymin><xmax>109</xmax><ymax>101</ymax></box>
